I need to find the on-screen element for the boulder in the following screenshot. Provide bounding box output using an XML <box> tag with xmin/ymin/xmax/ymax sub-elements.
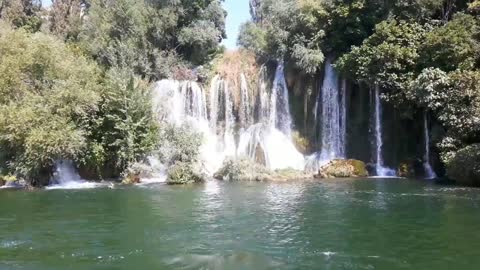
<box><xmin>397</xmin><ymin>160</ymin><xmax>423</xmax><ymax>178</ymax></box>
<box><xmin>316</xmin><ymin>159</ymin><xmax>368</xmax><ymax>179</ymax></box>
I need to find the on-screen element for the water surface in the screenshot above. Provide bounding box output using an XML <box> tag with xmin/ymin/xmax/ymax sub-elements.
<box><xmin>2</xmin><ymin>179</ymin><xmax>480</xmax><ymax>270</ymax></box>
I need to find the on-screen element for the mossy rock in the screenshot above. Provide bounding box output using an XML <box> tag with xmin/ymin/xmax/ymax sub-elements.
<box><xmin>122</xmin><ymin>173</ymin><xmax>141</xmax><ymax>185</ymax></box>
<box><xmin>397</xmin><ymin>161</ymin><xmax>415</xmax><ymax>178</ymax></box>
<box><xmin>167</xmin><ymin>161</ymin><xmax>205</xmax><ymax>185</ymax></box>
<box><xmin>0</xmin><ymin>175</ymin><xmax>17</xmax><ymax>186</ymax></box>
<box><xmin>316</xmin><ymin>159</ymin><xmax>368</xmax><ymax>179</ymax></box>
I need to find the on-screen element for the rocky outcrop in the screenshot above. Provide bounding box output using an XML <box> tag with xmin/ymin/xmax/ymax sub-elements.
<box><xmin>316</xmin><ymin>159</ymin><xmax>368</xmax><ymax>179</ymax></box>
<box><xmin>214</xmin><ymin>159</ymin><xmax>312</xmax><ymax>182</ymax></box>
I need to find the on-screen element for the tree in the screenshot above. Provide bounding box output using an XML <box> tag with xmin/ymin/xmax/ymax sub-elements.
<box><xmin>419</xmin><ymin>13</ymin><xmax>480</xmax><ymax>72</ymax></box>
<box><xmin>81</xmin><ymin>0</ymin><xmax>226</xmax><ymax>80</ymax></box>
<box><xmin>336</xmin><ymin>19</ymin><xmax>426</xmax><ymax>93</ymax></box>
<box><xmin>0</xmin><ymin>23</ymin><xmax>101</xmax><ymax>185</ymax></box>
<box><xmin>49</xmin><ymin>0</ymin><xmax>88</xmax><ymax>40</ymax></box>
<box><xmin>0</xmin><ymin>0</ymin><xmax>42</xmax><ymax>32</ymax></box>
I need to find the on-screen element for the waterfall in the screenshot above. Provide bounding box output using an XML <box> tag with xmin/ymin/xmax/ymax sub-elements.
<box><xmin>240</xmin><ymin>73</ymin><xmax>253</xmax><ymax>126</ymax></box>
<box><xmin>371</xmin><ymin>86</ymin><xmax>396</xmax><ymax>177</ymax></box>
<box><xmin>47</xmin><ymin>160</ymin><xmax>98</xmax><ymax>189</ymax></box>
<box><xmin>306</xmin><ymin>59</ymin><xmax>347</xmax><ymax>171</ymax></box>
<box><xmin>270</xmin><ymin>62</ymin><xmax>293</xmax><ymax>137</ymax></box>
<box><xmin>236</xmin><ymin>62</ymin><xmax>304</xmax><ymax>170</ymax></box>
<box><xmin>423</xmin><ymin>112</ymin><xmax>437</xmax><ymax>179</ymax></box>
<box><xmin>153</xmin><ymin>61</ymin><xmax>304</xmax><ymax>173</ymax></box>
<box><xmin>318</xmin><ymin>59</ymin><xmax>346</xmax><ymax>162</ymax></box>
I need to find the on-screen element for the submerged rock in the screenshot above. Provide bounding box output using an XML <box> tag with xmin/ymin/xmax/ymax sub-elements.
<box><xmin>316</xmin><ymin>159</ymin><xmax>368</xmax><ymax>179</ymax></box>
<box><xmin>214</xmin><ymin>159</ymin><xmax>311</xmax><ymax>182</ymax></box>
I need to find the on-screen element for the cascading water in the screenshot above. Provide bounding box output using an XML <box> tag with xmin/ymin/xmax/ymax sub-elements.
<box><xmin>153</xmin><ymin>62</ymin><xmax>304</xmax><ymax>174</ymax></box>
<box><xmin>47</xmin><ymin>160</ymin><xmax>98</xmax><ymax>189</ymax></box>
<box><xmin>318</xmin><ymin>58</ymin><xmax>346</xmax><ymax>162</ymax></box>
<box><xmin>423</xmin><ymin>112</ymin><xmax>437</xmax><ymax>179</ymax></box>
<box><xmin>306</xmin><ymin>59</ymin><xmax>347</xmax><ymax>171</ymax></box>
<box><xmin>240</xmin><ymin>73</ymin><xmax>253</xmax><ymax>126</ymax></box>
<box><xmin>371</xmin><ymin>86</ymin><xmax>396</xmax><ymax>177</ymax></box>
<box><xmin>270</xmin><ymin>62</ymin><xmax>293</xmax><ymax>137</ymax></box>
<box><xmin>236</xmin><ymin>63</ymin><xmax>304</xmax><ymax>170</ymax></box>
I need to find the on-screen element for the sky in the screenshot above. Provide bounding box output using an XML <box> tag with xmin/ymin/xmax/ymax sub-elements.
<box><xmin>221</xmin><ymin>0</ymin><xmax>251</xmax><ymax>49</ymax></box>
<box><xmin>41</xmin><ymin>0</ymin><xmax>250</xmax><ymax>49</ymax></box>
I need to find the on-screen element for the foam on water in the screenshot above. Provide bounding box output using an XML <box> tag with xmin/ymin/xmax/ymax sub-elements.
<box><xmin>47</xmin><ymin>160</ymin><xmax>102</xmax><ymax>190</ymax></box>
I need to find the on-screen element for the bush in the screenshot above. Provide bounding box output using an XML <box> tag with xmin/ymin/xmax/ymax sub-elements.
<box><xmin>167</xmin><ymin>161</ymin><xmax>205</xmax><ymax>185</ymax></box>
<box><xmin>446</xmin><ymin>144</ymin><xmax>480</xmax><ymax>186</ymax></box>
<box><xmin>156</xmin><ymin>124</ymin><xmax>202</xmax><ymax>165</ymax></box>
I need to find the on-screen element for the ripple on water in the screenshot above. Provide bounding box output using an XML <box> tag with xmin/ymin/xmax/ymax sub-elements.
<box><xmin>1</xmin><ymin>240</ymin><xmax>27</xmax><ymax>249</ymax></box>
<box><xmin>165</xmin><ymin>252</ymin><xmax>283</xmax><ymax>270</ymax></box>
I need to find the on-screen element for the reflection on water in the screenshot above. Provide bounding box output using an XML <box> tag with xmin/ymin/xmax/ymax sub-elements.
<box><xmin>2</xmin><ymin>179</ymin><xmax>480</xmax><ymax>270</ymax></box>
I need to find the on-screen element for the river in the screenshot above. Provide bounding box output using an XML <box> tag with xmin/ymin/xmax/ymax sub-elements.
<box><xmin>2</xmin><ymin>179</ymin><xmax>480</xmax><ymax>269</ymax></box>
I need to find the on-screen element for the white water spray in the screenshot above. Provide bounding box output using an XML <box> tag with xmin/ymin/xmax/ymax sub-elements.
<box><xmin>423</xmin><ymin>111</ymin><xmax>437</xmax><ymax>179</ymax></box>
<box><xmin>47</xmin><ymin>160</ymin><xmax>99</xmax><ymax>189</ymax></box>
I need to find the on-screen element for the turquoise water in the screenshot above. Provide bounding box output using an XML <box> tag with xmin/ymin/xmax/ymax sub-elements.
<box><xmin>2</xmin><ymin>179</ymin><xmax>480</xmax><ymax>269</ymax></box>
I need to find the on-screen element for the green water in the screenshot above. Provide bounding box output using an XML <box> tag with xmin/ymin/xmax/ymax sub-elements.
<box><xmin>2</xmin><ymin>179</ymin><xmax>480</xmax><ymax>270</ymax></box>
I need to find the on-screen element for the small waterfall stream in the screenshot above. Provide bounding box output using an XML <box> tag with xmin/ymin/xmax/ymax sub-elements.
<box><xmin>423</xmin><ymin>112</ymin><xmax>437</xmax><ymax>179</ymax></box>
<box><xmin>306</xmin><ymin>59</ymin><xmax>347</xmax><ymax>171</ymax></box>
<box><xmin>318</xmin><ymin>59</ymin><xmax>346</xmax><ymax>162</ymax></box>
<box><xmin>270</xmin><ymin>62</ymin><xmax>293</xmax><ymax>137</ymax></box>
<box><xmin>47</xmin><ymin>160</ymin><xmax>98</xmax><ymax>189</ymax></box>
<box><xmin>372</xmin><ymin>86</ymin><xmax>396</xmax><ymax>177</ymax></box>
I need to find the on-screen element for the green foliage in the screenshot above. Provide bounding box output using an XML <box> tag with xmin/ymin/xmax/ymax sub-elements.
<box><xmin>336</xmin><ymin>20</ymin><xmax>426</xmax><ymax>92</ymax></box>
<box><xmin>0</xmin><ymin>24</ymin><xmax>100</xmax><ymax>184</ymax></box>
<box><xmin>419</xmin><ymin>14</ymin><xmax>480</xmax><ymax>72</ymax></box>
<box><xmin>446</xmin><ymin>144</ymin><xmax>480</xmax><ymax>186</ymax></box>
<box><xmin>167</xmin><ymin>161</ymin><xmax>205</xmax><ymax>185</ymax></box>
<box><xmin>81</xmin><ymin>0</ymin><xmax>226</xmax><ymax>80</ymax></box>
<box><xmin>0</xmin><ymin>23</ymin><xmax>160</xmax><ymax>184</ymax></box>
<box><xmin>81</xmin><ymin>68</ymin><xmax>159</xmax><ymax>177</ymax></box>
<box><xmin>49</xmin><ymin>0</ymin><xmax>86</xmax><ymax>40</ymax></box>
<box><xmin>238</xmin><ymin>0</ymin><xmax>327</xmax><ymax>73</ymax></box>
<box><xmin>407</xmin><ymin>67</ymin><xmax>450</xmax><ymax>110</ymax></box>
<box><xmin>156</xmin><ymin>124</ymin><xmax>202</xmax><ymax>165</ymax></box>
<box><xmin>237</xmin><ymin>22</ymin><xmax>268</xmax><ymax>57</ymax></box>
<box><xmin>0</xmin><ymin>0</ymin><xmax>42</xmax><ymax>32</ymax></box>
<box><xmin>410</xmin><ymin>69</ymin><xmax>480</xmax><ymax>140</ymax></box>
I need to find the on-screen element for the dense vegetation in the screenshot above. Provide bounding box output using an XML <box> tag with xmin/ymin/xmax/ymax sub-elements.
<box><xmin>240</xmin><ymin>0</ymin><xmax>480</xmax><ymax>185</ymax></box>
<box><xmin>1</xmin><ymin>0</ymin><xmax>479</xmax><ymax>186</ymax></box>
<box><xmin>0</xmin><ymin>0</ymin><xmax>226</xmax><ymax>186</ymax></box>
